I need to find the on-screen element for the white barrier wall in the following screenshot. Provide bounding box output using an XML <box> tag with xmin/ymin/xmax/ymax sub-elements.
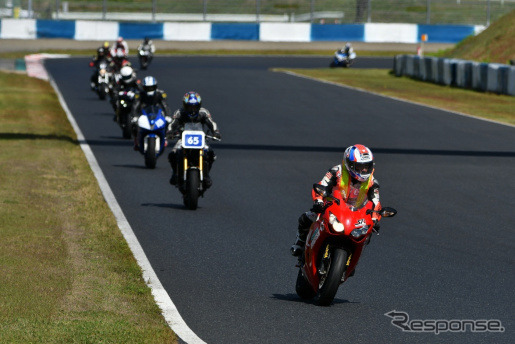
<box><xmin>259</xmin><ymin>23</ymin><xmax>311</xmax><ymax>42</ymax></box>
<box><xmin>364</xmin><ymin>23</ymin><xmax>417</xmax><ymax>43</ymax></box>
<box><xmin>163</xmin><ymin>23</ymin><xmax>211</xmax><ymax>41</ymax></box>
<box><xmin>75</xmin><ymin>20</ymin><xmax>118</xmax><ymax>41</ymax></box>
<box><xmin>0</xmin><ymin>18</ymin><xmax>36</xmax><ymax>39</ymax></box>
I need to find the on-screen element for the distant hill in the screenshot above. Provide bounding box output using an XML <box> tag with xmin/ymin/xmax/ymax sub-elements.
<box><xmin>444</xmin><ymin>9</ymin><xmax>515</xmax><ymax>64</ymax></box>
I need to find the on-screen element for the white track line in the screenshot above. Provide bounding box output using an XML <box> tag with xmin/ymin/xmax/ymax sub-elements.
<box><xmin>48</xmin><ymin>74</ymin><xmax>207</xmax><ymax>344</ymax></box>
<box><xmin>278</xmin><ymin>70</ymin><xmax>515</xmax><ymax>129</ymax></box>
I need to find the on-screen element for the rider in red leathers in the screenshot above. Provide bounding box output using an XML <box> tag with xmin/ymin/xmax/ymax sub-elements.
<box><xmin>291</xmin><ymin>144</ymin><xmax>381</xmax><ymax>257</ymax></box>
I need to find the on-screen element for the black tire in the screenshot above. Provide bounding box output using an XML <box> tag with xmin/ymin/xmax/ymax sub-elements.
<box><xmin>184</xmin><ymin>169</ymin><xmax>200</xmax><ymax>210</ymax></box>
<box><xmin>329</xmin><ymin>61</ymin><xmax>337</xmax><ymax>68</ymax></box>
<box><xmin>295</xmin><ymin>269</ymin><xmax>316</xmax><ymax>299</ymax></box>
<box><xmin>317</xmin><ymin>248</ymin><xmax>347</xmax><ymax>306</ymax></box>
<box><xmin>144</xmin><ymin>136</ymin><xmax>157</xmax><ymax>169</ymax></box>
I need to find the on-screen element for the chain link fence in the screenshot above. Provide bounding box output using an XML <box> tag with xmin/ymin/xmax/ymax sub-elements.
<box><xmin>2</xmin><ymin>1</ymin><xmax>514</xmax><ymax>25</ymax></box>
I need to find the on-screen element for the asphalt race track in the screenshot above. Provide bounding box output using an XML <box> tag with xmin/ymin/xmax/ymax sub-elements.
<box><xmin>46</xmin><ymin>56</ymin><xmax>514</xmax><ymax>344</ymax></box>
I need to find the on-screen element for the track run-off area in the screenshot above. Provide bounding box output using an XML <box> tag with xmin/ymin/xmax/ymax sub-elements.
<box><xmin>46</xmin><ymin>56</ymin><xmax>514</xmax><ymax>344</ymax></box>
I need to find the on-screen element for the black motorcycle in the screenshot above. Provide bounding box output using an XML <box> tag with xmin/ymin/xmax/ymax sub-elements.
<box><xmin>138</xmin><ymin>45</ymin><xmax>153</xmax><ymax>70</ymax></box>
<box><xmin>172</xmin><ymin>122</ymin><xmax>220</xmax><ymax>210</ymax></box>
<box><xmin>115</xmin><ymin>88</ymin><xmax>138</xmax><ymax>139</ymax></box>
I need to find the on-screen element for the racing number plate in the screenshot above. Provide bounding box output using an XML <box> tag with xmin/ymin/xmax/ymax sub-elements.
<box><xmin>182</xmin><ymin>130</ymin><xmax>205</xmax><ymax>149</ymax></box>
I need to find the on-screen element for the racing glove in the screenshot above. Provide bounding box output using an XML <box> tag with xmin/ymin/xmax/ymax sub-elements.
<box><xmin>213</xmin><ymin>131</ymin><xmax>221</xmax><ymax>140</ymax></box>
<box><xmin>310</xmin><ymin>200</ymin><xmax>325</xmax><ymax>214</ymax></box>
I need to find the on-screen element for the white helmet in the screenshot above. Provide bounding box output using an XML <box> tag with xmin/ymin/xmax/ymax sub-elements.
<box><xmin>120</xmin><ymin>66</ymin><xmax>135</xmax><ymax>84</ymax></box>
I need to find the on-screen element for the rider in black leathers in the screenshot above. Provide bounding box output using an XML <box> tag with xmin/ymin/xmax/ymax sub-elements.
<box><xmin>89</xmin><ymin>46</ymin><xmax>109</xmax><ymax>90</ymax></box>
<box><xmin>167</xmin><ymin>91</ymin><xmax>221</xmax><ymax>188</ymax></box>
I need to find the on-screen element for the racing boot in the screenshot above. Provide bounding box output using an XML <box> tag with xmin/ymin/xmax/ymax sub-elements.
<box><xmin>169</xmin><ymin>170</ymin><xmax>178</xmax><ymax>186</ymax></box>
<box><xmin>290</xmin><ymin>212</ymin><xmax>316</xmax><ymax>256</ymax></box>
<box><xmin>203</xmin><ymin>169</ymin><xmax>212</xmax><ymax>189</ymax></box>
<box><xmin>290</xmin><ymin>233</ymin><xmax>306</xmax><ymax>257</ymax></box>
<box><xmin>203</xmin><ymin>151</ymin><xmax>215</xmax><ymax>189</ymax></box>
<box><xmin>168</xmin><ymin>151</ymin><xmax>178</xmax><ymax>185</ymax></box>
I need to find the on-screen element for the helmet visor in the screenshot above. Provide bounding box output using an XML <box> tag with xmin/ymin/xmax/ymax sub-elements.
<box><xmin>349</xmin><ymin>161</ymin><xmax>374</xmax><ymax>175</ymax></box>
<box><xmin>185</xmin><ymin>103</ymin><xmax>200</xmax><ymax>115</ymax></box>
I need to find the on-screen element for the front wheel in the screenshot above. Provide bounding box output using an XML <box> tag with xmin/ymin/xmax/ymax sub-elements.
<box><xmin>317</xmin><ymin>248</ymin><xmax>347</xmax><ymax>306</ymax></box>
<box><xmin>144</xmin><ymin>136</ymin><xmax>157</xmax><ymax>169</ymax></box>
<box><xmin>184</xmin><ymin>169</ymin><xmax>200</xmax><ymax>210</ymax></box>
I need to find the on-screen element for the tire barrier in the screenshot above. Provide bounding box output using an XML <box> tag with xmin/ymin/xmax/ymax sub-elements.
<box><xmin>394</xmin><ymin>55</ymin><xmax>515</xmax><ymax>96</ymax></box>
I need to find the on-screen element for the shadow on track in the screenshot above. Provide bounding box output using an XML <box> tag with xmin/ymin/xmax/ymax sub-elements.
<box><xmin>214</xmin><ymin>143</ymin><xmax>515</xmax><ymax>157</ymax></box>
<box><xmin>141</xmin><ymin>202</ymin><xmax>187</xmax><ymax>210</ymax></box>
<box><xmin>271</xmin><ymin>293</ymin><xmax>354</xmax><ymax>305</ymax></box>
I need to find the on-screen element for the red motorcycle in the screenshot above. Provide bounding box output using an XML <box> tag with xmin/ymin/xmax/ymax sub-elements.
<box><xmin>295</xmin><ymin>184</ymin><xmax>397</xmax><ymax>306</ymax></box>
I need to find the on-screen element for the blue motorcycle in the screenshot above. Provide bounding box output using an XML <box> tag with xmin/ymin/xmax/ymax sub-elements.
<box><xmin>330</xmin><ymin>51</ymin><xmax>356</xmax><ymax>68</ymax></box>
<box><xmin>136</xmin><ymin>105</ymin><xmax>167</xmax><ymax>169</ymax></box>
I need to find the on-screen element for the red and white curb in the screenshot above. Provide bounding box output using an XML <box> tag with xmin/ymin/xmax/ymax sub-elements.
<box><xmin>25</xmin><ymin>54</ymin><xmax>70</xmax><ymax>80</ymax></box>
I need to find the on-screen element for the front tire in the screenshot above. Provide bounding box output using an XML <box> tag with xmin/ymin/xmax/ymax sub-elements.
<box><xmin>296</xmin><ymin>269</ymin><xmax>316</xmax><ymax>299</ymax></box>
<box><xmin>144</xmin><ymin>136</ymin><xmax>157</xmax><ymax>169</ymax></box>
<box><xmin>317</xmin><ymin>248</ymin><xmax>347</xmax><ymax>306</ymax></box>
<box><xmin>184</xmin><ymin>169</ymin><xmax>200</xmax><ymax>210</ymax></box>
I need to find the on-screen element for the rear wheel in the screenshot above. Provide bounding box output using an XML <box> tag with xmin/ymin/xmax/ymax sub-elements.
<box><xmin>317</xmin><ymin>248</ymin><xmax>347</xmax><ymax>306</ymax></box>
<box><xmin>144</xmin><ymin>136</ymin><xmax>157</xmax><ymax>169</ymax></box>
<box><xmin>295</xmin><ymin>269</ymin><xmax>316</xmax><ymax>299</ymax></box>
<box><xmin>184</xmin><ymin>169</ymin><xmax>200</xmax><ymax>210</ymax></box>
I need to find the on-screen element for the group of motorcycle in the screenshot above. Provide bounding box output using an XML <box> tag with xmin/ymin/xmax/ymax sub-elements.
<box><xmin>89</xmin><ymin>42</ymin><xmax>396</xmax><ymax>306</ymax></box>
<box><xmin>89</xmin><ymin>42</ymin><xmax>219</xmax><ymax>210</ymax></box>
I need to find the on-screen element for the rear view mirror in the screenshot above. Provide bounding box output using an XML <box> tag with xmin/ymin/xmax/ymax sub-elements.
<box><xmin>380</xmin><ymin>207</ymin><xmax>397</xmax><ymax>218</ymax></box>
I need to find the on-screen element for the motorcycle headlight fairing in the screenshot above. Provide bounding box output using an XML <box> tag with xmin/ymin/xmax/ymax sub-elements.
<box><xmin>351</xmin><ymin>226</ymin><xmax>369</xmax><ymax>238</ymax></box>
<box><xmin>329</xmin><ymin>213</ymin><xmax>344</xmax><ymax>232</ymax></box>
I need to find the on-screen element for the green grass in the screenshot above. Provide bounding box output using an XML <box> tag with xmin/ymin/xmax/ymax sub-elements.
<box><xmin>0</xmin><ymin>71</ymin><xmax>177</xmax><ymax>343</ymax></box>
<box><xmin>276</xmin><ymin>68</ymin><xmax>515</xmax><ymax>125</ymax></box>
<box><xmin>440</xmin><ymin>9</ymin><xmax>515</xmax><ymax>64</ymax></box>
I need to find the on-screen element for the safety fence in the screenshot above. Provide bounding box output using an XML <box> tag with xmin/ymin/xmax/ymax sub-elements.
<box><xmin>393</xmin><ymin>55</ymin><xmax>515</xmax><ymax>95</ymax></box>
<box><xmin>0</xmin><ymin>19</ymin><xmax>484</xmax><ymax>43</ymax></box>
<box><xmin>2</xmin><ymin>1</ymin><xmax>514</xmax><ymax>26</ymax></box>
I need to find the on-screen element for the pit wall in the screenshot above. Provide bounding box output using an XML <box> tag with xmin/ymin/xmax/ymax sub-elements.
<box><xmin>0</xmin><ymin>19</ymin><xmax>484</xmax><ymax>43</ymax></box>
<box><xmin>394</xmin><ymin>55</ymin><xmax>515</xmax><ymax>96</ymax></box>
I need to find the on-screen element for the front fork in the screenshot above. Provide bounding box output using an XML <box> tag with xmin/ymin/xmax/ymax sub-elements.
<box><xmin>183</xmin><ymin>149</ymin><xmax>204</xmax><ymax>182</ymax></box>
<box><xmin>318</xmin><ymin>244</ymin><xmax>352</xmax><ymax>283</ymax></box>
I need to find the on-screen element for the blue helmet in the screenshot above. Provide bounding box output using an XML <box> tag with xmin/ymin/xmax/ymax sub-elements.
<box><xmin>182</xmin><ymin>91</ymin><xmax>202</xmax><ymax>118</ymax></box>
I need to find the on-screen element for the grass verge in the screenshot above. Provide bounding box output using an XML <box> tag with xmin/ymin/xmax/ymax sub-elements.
<box><xmin>275</xmin><ymin>68</ymin><xmax>515</xmax><ymax>126</ymax></box>
<box><xmin>0</xmin><ymin>71</ymin><xmax>176</xmax><ymax>343</ymax></box>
